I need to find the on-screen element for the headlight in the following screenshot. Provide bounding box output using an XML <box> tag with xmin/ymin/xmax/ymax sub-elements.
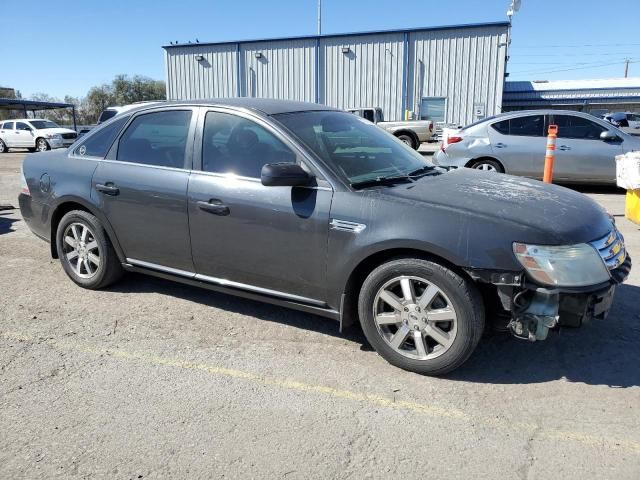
<box><xmin>513</xmin><ymin>242</ymin><xmax>610</xmax><ymax>287</ymax></box>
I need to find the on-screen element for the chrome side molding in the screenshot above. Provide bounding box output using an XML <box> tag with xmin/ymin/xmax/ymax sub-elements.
<box><xmin>330</xmin><ymin>219</ymin><xmax>366</xmax><ymax>233</ymax></box>
<box><xmin>126</xmin><ymin>258</ymin><xmax>326</xmax><ymax>307</ymax></box>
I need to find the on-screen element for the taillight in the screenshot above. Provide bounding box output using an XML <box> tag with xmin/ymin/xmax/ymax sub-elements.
<box><xmin>20</xmin><ymin>167</ymin><xmax>30</xmax><ymax>196</ymax></box>
<box><xmin>447</xmin><ymin>136</ymin><xmax>463</xmax><ymax>145</ymax></box>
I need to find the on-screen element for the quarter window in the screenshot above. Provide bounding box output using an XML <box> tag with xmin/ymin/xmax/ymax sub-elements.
<box><xmin>552</xmin><ymin>115</ymin><xmax>607</xmax><ymax>140</ymax></box>
<box><xmin>117</xmin><ymin>110</ymin><xmax>192</xmax><ymax>168</ymax></box>
<box><xmin>202</xmin><ymin>111</ymin><xmax>296</xmax><ymax>178</ymax></box>
<box><xmin>75</xmin><ymin>115</ymin><xmax>130</xmax><ymax>158</ymax></box>
<box><xmin>491</xmin><ymin>119</ymin><xmax>510</xmax><ymax>135</ymax></box>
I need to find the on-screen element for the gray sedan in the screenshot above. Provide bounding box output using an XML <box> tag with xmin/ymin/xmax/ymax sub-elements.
<box><xmin>19</xmin><ymin>100</ymin><xmax>630</xmax><ymax>375</ymax></box>
<box><xmin>433</xmin><ymin>110</ymin><xmax>640</xmax><ymax>184</ymax></box>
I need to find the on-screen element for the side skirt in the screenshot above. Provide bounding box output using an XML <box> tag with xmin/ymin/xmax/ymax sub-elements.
<box><xmin>122</xmin><ymin>263</ymin><xmax>341</xmax><ymax>322</ymax></box>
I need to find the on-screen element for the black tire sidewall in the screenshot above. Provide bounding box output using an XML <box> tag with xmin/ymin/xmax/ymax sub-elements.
<box><xmin>56</xmin><ymin>210</ymin><xmax>113</xmax><ymax>289</ymax></box>
<box><xmin>0</xmin><ymin>139</ymin><xmax>6</xmax><ymax>153</ymax></box>
<box><xmin>398</xmin><ymin>134</ymin><xmax>417</xmax><ymax>150</ymax></box>
<box><xmin>358</xmin><ymin>259</ymin><xmax>484</xmax><ymax>375</ymax></box>
<box><xmin>36</xmin><ymin>138</ymin><xmax>49</xmax><ymax>151</ymax></box>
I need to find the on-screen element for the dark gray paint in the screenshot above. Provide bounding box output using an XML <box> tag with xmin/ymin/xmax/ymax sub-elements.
<box><xmin>18</xmin><ymin>100</ymin><xmax>617</xmax><ymax>321</ymax></box>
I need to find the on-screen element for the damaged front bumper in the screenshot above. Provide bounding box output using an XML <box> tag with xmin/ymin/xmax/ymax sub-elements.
<box><xmin>467</xmin><ymin>252</ymin><xmax>632</xmax><ymax>342</ymax></box>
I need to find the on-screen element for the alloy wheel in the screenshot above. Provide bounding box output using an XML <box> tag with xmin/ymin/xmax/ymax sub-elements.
<box><xmin>473</xmin><ymin>163</ymin><xmax>497</xmax><ymax>172</ymax></box>
<box><xmin>62</xmin><ymin>222</ymin><xmax>101</xmax><ymax>279</ymax></box>
<box><xmin>36</xmin><ymin>139</ymin><xmax>48</xmax><ymax>152</ymax></box>
<box><xmin>373</xmin><ymin>276</ymin><xmax>458</xmax><ymax>360</ymax></box>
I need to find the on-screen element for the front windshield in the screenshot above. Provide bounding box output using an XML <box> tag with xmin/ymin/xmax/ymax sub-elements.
<box><xmin>274</xmin><ymin>110</ymin><xmax>430</xmax><ymax>185</ymax></box>
<box><xmin>30</xmin><ymin>120</ymin><xmax>60</xmax><ymax>129</ymax></box>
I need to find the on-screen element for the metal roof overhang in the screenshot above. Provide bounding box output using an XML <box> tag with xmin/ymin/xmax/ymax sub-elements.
<box><xmin>0</xmin><ymin>98</ymin><xmax>74</xmax><ymax>111</ymax></box>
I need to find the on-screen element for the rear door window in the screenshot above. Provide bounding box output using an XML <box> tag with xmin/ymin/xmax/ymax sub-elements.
<box><xmin>508</xmin><ymin>115</ymin><xmax>545</xmax><ymax>136</ymax></box>
<box><xmin>490</xmin><ymin>115</ymin><xmax>545</xmax><ymax>137</ymax></box>
<box><xmin>552</xmin><ymin>115</ymin><xmax>606</xmax><ymax>140</ymax></box>
<box><xmin>75</xmin><ymin>115</ymin><xmax>130</xmax><ymax>158</ymax></box>
<box><xmin>116</xmin><ymin>110</ymin><xmax>192</xmax><ymax>169</ymax></box>
<box><xmin>2</xmin><ymin>122</ymin><xmax>14</xmax><ymax>130</ymax></box>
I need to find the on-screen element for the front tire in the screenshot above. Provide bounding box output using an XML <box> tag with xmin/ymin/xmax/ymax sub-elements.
<box><xmin>358</xmin><ymin>258</ymin><xmax>484</xmax><ymax>375</ymax></box>
<box><xmin>35</xmin><ymin>138</ymin><xmax>50</xmax><ymax>152</ymax></box>
<box><xmin>56</xmin><ymin>210</ymin><xmax>123</xmax><ymax>289</ymax></box>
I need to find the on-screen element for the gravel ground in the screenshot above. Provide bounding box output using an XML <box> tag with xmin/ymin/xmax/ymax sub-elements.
<box><xmin>1</xmin><ymin>151</ymin><xmax>639</xmax><ymax>479</ymax></box>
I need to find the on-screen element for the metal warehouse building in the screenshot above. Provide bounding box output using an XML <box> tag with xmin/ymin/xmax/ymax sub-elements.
<box><xmin>503</xmin><ymin>78</ymin><xmax>640</xmax><ymax>116</ymax></box>
<box><xmin>163</xmin><ymin>22</ymin><xmax>509</xmax><ymax>126</ymax></box>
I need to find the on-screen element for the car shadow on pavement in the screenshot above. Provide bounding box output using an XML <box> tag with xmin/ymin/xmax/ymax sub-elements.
<box><xmin>109</xmin><ymin>274</ymin><xmax>639</xmax><ymax>387</ymax></box>
<box><xmin>448</xmin><ymin>283</ymin><xmax>640</xmax><ymax>387</ymax></box>
<box><xmin>0</xmin><ymin>211</ymin><xmax>19</xmax><ymax>235</ymax></box>
<box><xmin>108</xmin><ymin>273</ymin><xmax>370</xmax><ymax>345</ymax></box>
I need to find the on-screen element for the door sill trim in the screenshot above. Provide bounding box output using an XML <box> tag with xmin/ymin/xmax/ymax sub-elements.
<box><xmin>125</xmin><ymin>258</ymin><xmax>327</xmax><ymax>307</ymax></box>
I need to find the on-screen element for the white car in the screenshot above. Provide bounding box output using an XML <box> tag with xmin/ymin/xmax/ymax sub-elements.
<box><xmin>0</xmin><ymin>119</ymin><xmax>78</xmax><ymax>153</ymax></box>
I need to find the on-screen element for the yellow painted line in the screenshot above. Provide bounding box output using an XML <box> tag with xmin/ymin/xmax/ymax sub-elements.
<box><xmin>3</xmin><ymin>331</ymin><xmax>639</xmax><ymax>454</ymax></box>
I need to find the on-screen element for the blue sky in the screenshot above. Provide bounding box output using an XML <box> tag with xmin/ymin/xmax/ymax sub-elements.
<box><xmin>1</xmin><ymin>0</ymin><xmax>639</xmax><ymax>99</ymax></box>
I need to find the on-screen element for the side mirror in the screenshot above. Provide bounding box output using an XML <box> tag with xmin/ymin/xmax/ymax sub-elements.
<box><xmin>261</xmin><ymin>162</ymin><xmax>312</xmax><ymax>187</ymax></box>
<box><xmin>600</xmin><ymin>131</ymin><xmax>620</xmax><ymax>142</ymax></box>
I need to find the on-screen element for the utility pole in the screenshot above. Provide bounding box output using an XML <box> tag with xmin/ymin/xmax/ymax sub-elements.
<box><xmin>624</xmin><ymin>58</ymin><xmax>630</xmax><ymax>78</ymax></box>
<box><xmin>317</xmin><ymin>0</ymin><xmax>322</xmax><ymax>35</ymax></box>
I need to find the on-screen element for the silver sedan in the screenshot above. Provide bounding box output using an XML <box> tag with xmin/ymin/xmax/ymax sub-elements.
<box><xmin>432</xmin><ymin>110</ymin><xmax>640</xmax><ymax>184</ymax></box>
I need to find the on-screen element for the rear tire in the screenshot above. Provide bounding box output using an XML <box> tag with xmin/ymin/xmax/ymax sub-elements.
<box><xmin>397</xmin><ymin>134</ymin><xmax>418</xmax><ymax>150</ymax></box>
<box><xmin>35</xmin><ymin>138</ymin><xmax>50</xmax><ymax>152</ymax></box>
<box><xmin>56</xmin><ymin>210</ymin><xmax>123</xmax><ymax>290</ymax></box>
<box><xmin>470</xmin><ymin>158</ymin><xmax>503</xmax><ymax>173</ymax></box>
<box><xmin>358</xmin><ymin>258</ymin><xmax>484</xmax><ymax>375</ymax></box>
<box><xmin>0</xmin><ymin>139</ymin><xmax>7</xmax><ymax>153</ymax></box>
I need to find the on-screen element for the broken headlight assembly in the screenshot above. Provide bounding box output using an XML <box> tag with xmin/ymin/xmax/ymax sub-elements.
<box><xmin>512</xmin><ymin>242</ymin><xmax>610</xmax><ymax>287</ymax></box>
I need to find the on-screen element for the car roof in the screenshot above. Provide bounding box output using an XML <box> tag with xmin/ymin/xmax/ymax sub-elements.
<box><xmin>470</xmin><ymin>109</ymin><xmax>603</xmax><ymax>124</ymax></box>
<box><xmin>2</xmin><ymin>118</ymin><xmax>50</xmax><ymax>122</ymax></box>
<box><xmin>123</xmin><ymin>98</ymin><xmax>338</xmax><ymax>116</ymax></box>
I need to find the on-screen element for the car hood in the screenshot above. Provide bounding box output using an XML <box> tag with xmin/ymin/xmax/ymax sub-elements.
<box><xmin>38</xmin><ymin>127</ymin><xmax>76</xmax><ymax>135</ymax></box>
<box><xmin>377</xmin><ymin>168</ymin><xmax>612</xmax><ymax>245</ymax></box>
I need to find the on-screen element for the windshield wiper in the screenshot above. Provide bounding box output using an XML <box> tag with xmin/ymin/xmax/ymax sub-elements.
<box><xmin>406</xmin><ymin>165</ymin><xmax>438</xmax><ymax>177</ymax></box>
<box><xmin>350</xmin><ymin>175</ymin><xmax>414</xmax><ymax>190</ymax></box>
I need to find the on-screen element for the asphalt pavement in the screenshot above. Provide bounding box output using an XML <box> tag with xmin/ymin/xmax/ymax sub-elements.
<box><xmin>1</xmin><ymin>151</ymin><xmax>639</xmax><ymax>479</ymax></box>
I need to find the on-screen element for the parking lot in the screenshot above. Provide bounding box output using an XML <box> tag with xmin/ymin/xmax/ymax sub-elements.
<box><xmin>1</xmin><ymin>150</ymin><xmax>639</xmax><ymax>478</ymax></box>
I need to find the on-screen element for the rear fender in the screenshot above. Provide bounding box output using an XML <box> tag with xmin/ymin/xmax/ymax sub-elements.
<box><xmin>49</xmin><ymin>195</ymin><xmax>125</xmax><ymax>262</ymax></box>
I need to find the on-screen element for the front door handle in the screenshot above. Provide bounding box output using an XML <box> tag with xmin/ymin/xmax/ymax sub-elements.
<box><xmin>494</xmin><ymin>142</ymin><xmax>507</xmax><ymax>148</ymax></box>
<box><xmin>95</xmin><ymin>183</ymin><xmax>120</xmax><ymax>196</ymax></box>
<box><xmin>558</xmin><ymin>145</ymin><xmax>571</xmax><ymax>151</ymax></box>
<box><xmin>197</xmin><ymin>200</ymin><xmax>230</xmax><ymax>216</ymax></box>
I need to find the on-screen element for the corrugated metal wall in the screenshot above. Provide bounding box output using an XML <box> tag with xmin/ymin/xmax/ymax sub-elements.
<box><xmin>320</xmin><ymin>33</ymin><xmax>404</xmax><ymax>119</ymax></box>
<box><xmin>164</xmin><ymin>24</ymin><xmax>508</xmax><ymax>125</ymax></box>
<box><xmin>407</xmin><ymin>25</ymin><xmax>507</xmax><ymax>125</ymax></box>
<box><xmin>241</xmin><ymin>39</ymin><xmax>317</xmax><ymax>101</ymax></box>
<box><xmin>165</xmin><ymin>44</ymin><xmax>239</xmax><ymax>100</ymax></box>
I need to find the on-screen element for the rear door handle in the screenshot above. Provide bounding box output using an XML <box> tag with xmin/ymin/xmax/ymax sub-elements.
<box><xmin>95</xmin><ymin>183</ymin><xmax>120</xmax><ymax>196</ymax></box>
<box><xmin>558</xmin><ymin>145</ymin><xmax>571</xmax><ymax>151</ymax></box>
<box><xmin>494</xmin><ymin>142</ymin><xmax>506</xmax><ymax>148</ymax></box>
<box><xmin>197</xmin><ymin>200</ymin><xmax>230</xmax><ymax>216</ymax></box>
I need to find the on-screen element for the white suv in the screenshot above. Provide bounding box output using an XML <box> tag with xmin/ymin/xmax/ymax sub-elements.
<box><xmin>0</xmin><ymin>119</ymin><xmax>78</xmax><ymax>153</ymax></box>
